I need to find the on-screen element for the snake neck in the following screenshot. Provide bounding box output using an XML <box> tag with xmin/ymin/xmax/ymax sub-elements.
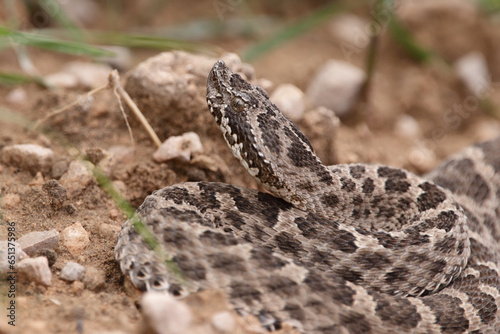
<box><xmin>206</xmin><ymin>60</ymin><xmax>343</xmax><ymax>215</ymax></box>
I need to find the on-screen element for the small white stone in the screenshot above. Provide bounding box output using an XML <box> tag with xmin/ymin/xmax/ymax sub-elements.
<box><xmin>17</xmin><ymin>257</ymin><xmax>52</xmax><ymax>286</ymax></box>
<box><xmin>270</xmin><ymin>84</ymin><xmax>305</xmax><ymax>121</ymax></box>
<box><xmin>1</xmin><ymin>144</ymin><xmax>54</xmax><ymax>175</ymax></box>
<box><xmin>408</xmin><ymin>143</ymin><xmax>437</xmax><ymax>173</ymax></box>
<box><xmin>6</xmin><ymin>87</ymin><xmax>28</xmax><ymax>105</ymax></box>
<box><xmin>1</xmin><ymin>194</ymin><xmax>21</xmax><ymax>209</ymax></box>
<box><xmin>18</xmin><ymin>230</ymin><xmax>60</xmax><ymax>257</ymax></box>
<box><xmin>306</xmin><ymin>60</ymin><xmax>366</xmax><ymax>117</ymax></box>
<box><xmin>211</xmin><ymin>311</ymin><xmax>236</xmax><ymax>333</ymax></box>
<box><xmin>141</xmin><ymin>292</ymin><xmax>192</xmax><ymax>334</ymax></box>
<box><xmin>61</xmin><ymin>222</ymin><xmax>90</xmax><ymax>256</ymax></box>
<box><xmin>60</xmin><ymin>261</ymin><xmax>86</xmax><ymax>282</ymax></box>
<box><xmin>455</xmin><ymin>52</ymin><xmax>490</xmax><ymax>97</ymax></box>
<box><xmin>95</xmin><ymin>45</ymin><xmax>132</xmax><ymax>70</ymax></box>
<box><xmin>44</xmin><ymin>72</ymin><xmax>79</xmax><ymax>88</ymax></box>
<box><xmin>0</xmin><ymin>241</ymin><xmax>27</xmax><ymax>277</ymax></box>
<box><xmin>153</xmin><ymin>132</ymin><xmax>203</xmax><ymax>163</ymax></box>
<box><xmin>328</xmin><ymin>14</ymin><xmax>368</xmax><ymax>48</ymax></box>
<box><xmin>394</xmin><ymin>115</ymin><xmax>422</xmax><ymax>140</ymax></box>
<box><xmin>59</xmin><ymin>161</ymin><xmax>94</xmax><ymax>198</ymax></box>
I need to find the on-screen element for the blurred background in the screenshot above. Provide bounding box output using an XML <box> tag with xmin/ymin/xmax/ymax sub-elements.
<box><xmin>1</xmin><ymin>1</ymin><xmax>500</xmax><ymax>333</ymax></box>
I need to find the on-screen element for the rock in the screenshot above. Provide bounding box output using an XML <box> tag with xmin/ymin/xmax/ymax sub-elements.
<box><xmin>95</xmin><ymin>45</ymin><xmax>132</xmax><ymax>71</ymax></box>
<box><xmin>61</xmin><ymin>222</ymin><xmax>90</xmax><ymax>256</ymax></box>
<box><xmin>1</xmin><ymin>194</ymin><xmax>20</xmax><ymax>209</ymax></box>
<box><xmin>97</xmin><ymin>146</ymin><xmax>134</xmax><ymax>178</ymax></box>
<box><xmin>306</xmin><ymin>60</ymin><xmax>366</xmax><ymax>117</ymax></box>
<box><xmin>17</xmin><ymin>230</ymin><xmax>60</xmax><ymax>257</ymax></box>
<box><xmin>211</xmin><ymin>311</ymin><xmax>236</xmax><ymax>333</ymax></box>
<box><xmin>328</xmin><ymin>14</ymin><xmax>369</xmax><ymax>60</ymax></box>
<box><xmin>51</xmin><ymin>159</ymin><xmax>69</xmax><ymax>179</ymax></box>
<box><xmin>97</xmin><ymin>223</ymin><xmax>121</xmax><ymax>240</ymax></box>
<box><xmin>82</xmin><ymin>266</ymin><xmax>105</xmax><ymax>291</ymax></box>
<box><xmin>125</xmin><ymin>51</ymin><xmax>252</xmax><ymax>139</ymax></box>
<box><xmin>0</xmin><ymin>241</ymin><xmax>27</xmax><ymax>278</ymax></box>
<box><xmin>153</xmin><ymin>132</ymin><xmax>203</xmax><ymax>163</ymax></box>
<box><xmin>60</xmin><ymin>261</ymin><xmax>86</xmax><ymax>282</ymax></box>
<box><xmin>1</xmin><ymin>144</ymin><xmax>54</xmax><ymax>175</ymax></box>
<box><xmin>408</xmin><ymin>143</ymin><xmax>437</xmax><ymax>173</ymax></box>
<box><xmin>6</xmin><ymin>87</ymin><xmax>27</xmax><ymax>105</ymax></box>
<box><xmin>394</xmin><ymin>114</ymin><xmax>422</xmax><ymax>140</ymax></box>
<box><xmin>45</xmin><ymin>61</ymin><xmax>112</xmax><ymax>89</ymax></box>
<box><xmin>17</xmin><ymin>257</ymin><xmax>52</xmax><ymax>286</ymax></box>
<box><xmin>44</xmin><ymin>72</ymin><xmax>79</xmax><ymax>89</ymax></box>
<box><xmin>270</xmin><ymin>84</ymin><xmax>305</xmax><ymax>121</ymax></box>
<box><xmin>36</xmin><ymin>249</ymin><xmax>57</xmax><ymax>267</ymax></box>
<box><xmin>455</xmin><ymin>52</ymin><xmax>490</xmax><ymax>97</ymax></box>
<box><xmin>42</xmin><ymin>179</ymin><xmax>68</xmax><ymax>210</ymax></box>
<box><xmin>29</xmin><ymin>171</ymin><xmax>45</xmax><ymax>186</ymax></box>
<box><xmin>300</xmin><ymin>107</ymin><xmax>340</xmax><ymax>165</ymax></box>
<box><xmin>141</xmin><ymin>292</ymin><xmax>192</xmax><ymax>334</ymax></box>
<box><xmin>59</xmin><ymin>161</ymin><xmax>94</xmax><ymax>198</ymax></box>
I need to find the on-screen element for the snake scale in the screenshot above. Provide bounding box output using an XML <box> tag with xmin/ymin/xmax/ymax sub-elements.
<box><xmin>115</xmin><ymin>60</ymin><xmax>500</xmax><ymax>333</ymax></box>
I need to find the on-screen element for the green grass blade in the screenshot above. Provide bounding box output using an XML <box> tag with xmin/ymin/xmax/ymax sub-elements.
<box><xmin>0</xmin><ymin>26</ymin><xmax>114</xmax><ymax>57</ymax></box>
<box><xmin>387</xmin><ymin>17</ymin><xmax>434</xmax><ymax>63</ymax></box>
<box><xmin>0</xmin><ymin>71</ymin><xmax>46</xmax><ymax>87</ymax></box>
<box><xmin>38</xmin><ymin>0</ymin><xmax>83</xmax><ymax>41</ymax></box>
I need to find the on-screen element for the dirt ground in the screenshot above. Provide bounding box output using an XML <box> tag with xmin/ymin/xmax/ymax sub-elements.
<box><xmin>1</xmin><ymin>1</ymin><xmax>500</xmax><ymax>333</ymax></box>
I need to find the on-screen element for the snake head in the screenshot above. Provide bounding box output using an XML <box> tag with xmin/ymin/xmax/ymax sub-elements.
<box><xmin>206</xmin><ymin>60</ymin><xmax>325</xmax><ymax>209</ymax></box>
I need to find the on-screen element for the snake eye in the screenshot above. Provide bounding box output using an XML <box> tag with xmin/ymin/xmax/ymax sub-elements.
<box><xmin>230</xmin><ymin>97</ymin><xmax>245</xmax><ymax>113</ymax></box>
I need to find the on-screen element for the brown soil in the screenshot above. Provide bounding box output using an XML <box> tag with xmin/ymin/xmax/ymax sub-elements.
<box><xmin>1</xmin><ymin>1</ymin><xmax>500</xmax><ymax>333</ymax></box>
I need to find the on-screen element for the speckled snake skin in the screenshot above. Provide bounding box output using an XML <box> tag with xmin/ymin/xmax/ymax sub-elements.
<box><xmin>115</xmin><ymin>60</ymin><xmax>500</xmax><ymax>333</ymax></box>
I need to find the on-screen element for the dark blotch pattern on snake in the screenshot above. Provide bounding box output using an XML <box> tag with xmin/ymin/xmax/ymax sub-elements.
<box><xmin>115</xmin><ymin>60</ymin><xmax>500</xmax><ymax>333</ymax></box>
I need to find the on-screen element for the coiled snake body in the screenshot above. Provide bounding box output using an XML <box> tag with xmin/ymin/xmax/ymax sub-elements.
<box><xmin>115</xmin><ymin>61</ymin><xmax>500</xmax><ymax>333</ymax></box>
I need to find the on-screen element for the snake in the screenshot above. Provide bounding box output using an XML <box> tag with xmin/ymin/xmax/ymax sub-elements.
<box><xmin>115</xmin><ymin>60</ymin><xmax>500</xmax><ymax>333</ymax></box>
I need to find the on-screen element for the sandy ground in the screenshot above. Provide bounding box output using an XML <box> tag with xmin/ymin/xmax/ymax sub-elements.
<box><xmin>1</xmin><ymin>1</ymin><xmax>500</xmax><ymax>333</ymax></box>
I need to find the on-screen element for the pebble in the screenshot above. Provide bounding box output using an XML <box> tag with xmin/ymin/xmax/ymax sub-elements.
<box><xmin>211</xmin><ymin>311</ymin><xmax>236</xmax><ymax>333</ymax></box>
<box><xmin>36</xmin><ymin>249</ymin><xmax>57</xmax><ymax>267</ymax></box>
<box><xmin>51</xmin><ymin>159</ymin><xmax>69</xmax><ymax>179</ymax></box>
<box><xmin>306</xmin><ymin>60</ymin><xmax>366</xmax><ymax>117</ymax></box>
<box><xmin>82</xmin><ymin>266</ymin><xmax>106</xmax><ymax>291</ymax></box>
<box><xmin>1</xmin><ymin>194</ymin><xmax>20</xmax><ymax>209</ymax></box>
<box><xmin>17</xmin><ymin>230</ymin><xmax>60</xmax><ymax>257</ymax></box>
<box><xmin>125</xmin><ymin>51</ymin><xmax>252</xmax><ymax>138</ymax></box>
<box><xmin>42</xmin><ymin>179</ymin><xmax>68</xmax><ymax>210</ymax></box>
<box><xmin>60</xmin><ymin>261</ymin><xmax>86</xmax><ymax>282</ymax></box>
<box><xmin>0</xmin><ymin>241</ymin><xmax>27</xmax><ymax>277</ymax></box>
<box><xmin>45</xmin><ymin>61</ymin><xmax>112</xmax><ymax>89</ymax></box>
<box><xmin>61</xmin><ymin>222</ymin><xmax>90</xmax><ymax>256</ymax></box>
<box><xmin>1</xmin><ymin>144</ymin><xmax>54</xmax><ymax>175</ymax></box>
<box><xmin>454</xmin><ymin>52</ymin><xmax>490</xmax><ymax>97</ymax></box>
<box><xmin>328</xmin><ymin>14</ymin><xmax>368</xmax><ymax>49</ymax></box>
<box><xmin>97</xmin><ymin>223</ymin><xmax>121</xmax><ymax>239</ymax></box>
<box><xmin>270</xmin><ymin>84</ymin><xmax>305</xmax><ymax>121</ymax></box>
<box><xmin>59</xmin><ymin>161</ymin><xmax>94</xmax><ymax>198</ymax></box>
<box><xmin>97</xmin><ymin>146</ymin><xmax>134</xmax><ymax>178</ymax></box>
<box><xmin>29</xmin><ymin>171</ymin><xmax>45</xmax><ymax>186</ymax></box>
<box><xmin>6</xmin><ymin>87</ymin><xmax>28</xmax><ymax>105</ymax></box>
<box><xmin>141</xmin><ymin>292</ymin><xmax>192</xmax><ymax>334</ymax></box>
<box><xmin>408</xmin><ymin>143</ymin><xmax>437</xmax><ymax>173</ymax></box>
<box><xmin>17</xmin><ymin>257</ymin><xmax>52</xmax><ymax>286</ymax></box>
<box><xmin>153</xmin><ymin>132</ymin><xmax>203</xmax><ymax>163</ymax></box>
<box><xmin>300</xmin><ymin>107</ymin><xmax>340</xmax><ymax>165</ymax></box>
<box><xmin>393</xmin><ymin>114</ymin><xmax>422</xmax><ymax>140</ymax></box>
<box><xmin>95</xmin><ymin>45</ymin><xmax>132</xmax><ymax>71</ymax></box>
